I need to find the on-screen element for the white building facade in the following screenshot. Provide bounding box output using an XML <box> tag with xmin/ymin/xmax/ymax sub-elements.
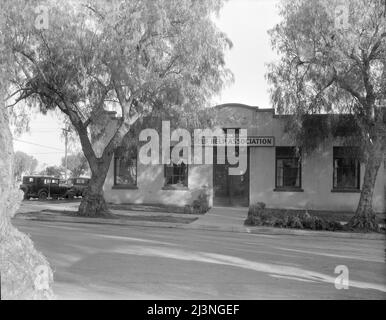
<box><xmin>102</xmin><ymin>104</ymin><xmax>385</xmax><ymax>213</ymax></box>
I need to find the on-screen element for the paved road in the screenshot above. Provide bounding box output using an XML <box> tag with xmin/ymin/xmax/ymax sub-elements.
<box><xmin>13</xmin><ymin>218</ymin><xmax>386</xmax><ymax>300</ymax></box>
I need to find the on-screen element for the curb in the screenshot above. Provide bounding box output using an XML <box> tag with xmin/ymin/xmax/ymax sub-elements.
<box><xmin>14</xmin><ymin>213</ymin><xmax>386</xmax><ymax>240</ymax></box>
<box><xmin>184</xmin><ymin>223</ymin><xmax>386</xmax><ymax>240</ymax></box>
<box><xmin>15</xmin><ymin>214</ymin><xmax>187</xmax><ymax>229</ymax></box>
<box><xmin>245</xmin><ymin>226</ymin><xmax>386</xmax><ymax>240</ymax></box>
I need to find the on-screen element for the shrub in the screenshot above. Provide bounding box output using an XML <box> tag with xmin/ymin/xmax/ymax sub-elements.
<box><xmin>191</xmin><ymin>188</ymin><xmax>210</xmax><ymax>214</ymax></box>
<box><xmin>327</xmin><ymin>220</ymin><xmax>344</xmax><ymax>231</ymax></box>
<box><xmin>248</xmin><ymin>202</ymin><xmax>268</xmax><ymax>218</ymax></box>
<box><xmin>245</xmin><ymin>205</ymin><xmax>344</xmax><ymax>232</ymax></box>
<box><xmin>287</xmin><ymin>215</ymin><xmax>304</xmax><ymax>229</ymax></box>
<box><xmin>245</xmin><ymin>202</ymin><xmax>273</xmax><ymax>226</ymax></box>
<box><xmin>274</xmin><ymin>218</ymin><xmax>285</xmax><ymax>228</ymax></box>
<box><xmin>248</xmin><ymin>202</ymin><xmax>265</xmax><ymax>213</ymax></box>
<box><xmin>245</xmin><ymin>215</ymin><xmax>262</xmax><ymax>226</ymax></box>
<box><xmin>184</xmin><ymin>205</ymin><xmax>192</xmax><ymax>215</ymax></box>
<box><xmin>263</xmin><ymin>217</ymin><xmax>277</xmax><ymax>227</ymax></box>
<box><xmin>313</xmin><ymin>216</ymin><xmax>328</xmax><ymax>230</ymax></box>
<box><xmin>301</xmin><ymin>216</ymin><xmax>315</xmax><ymax>229</ymax></box>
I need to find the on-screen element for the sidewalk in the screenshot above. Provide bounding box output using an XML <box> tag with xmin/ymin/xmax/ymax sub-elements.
<box><xmin>14</xmin><ymin>205</ymin><xmax>386</xmax><ymax>240</ymax></box>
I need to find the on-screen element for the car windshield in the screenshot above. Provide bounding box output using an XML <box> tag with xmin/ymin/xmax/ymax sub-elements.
<box><xmin>23</xmin><ymin>177</ymin><xmax>34</xmax><ymax>184</ymax></box>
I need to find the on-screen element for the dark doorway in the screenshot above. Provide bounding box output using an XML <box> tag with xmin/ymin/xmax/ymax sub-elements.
<box><xmin>213</xmin><ymin>146</ymin><xmax>249</xmax><ymax>207</ymax></box>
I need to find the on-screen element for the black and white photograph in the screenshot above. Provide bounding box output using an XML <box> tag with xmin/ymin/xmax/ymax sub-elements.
<box><xmin>0</xmin><ymin>0</ymin><xmax>385</xmax><ymax>305</ymax></box>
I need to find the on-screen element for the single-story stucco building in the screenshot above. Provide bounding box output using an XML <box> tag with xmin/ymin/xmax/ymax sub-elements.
<box><xmin>100</xmin><ymin>103</ymin><xmax>385</xmax><ymax>213</ymax></box>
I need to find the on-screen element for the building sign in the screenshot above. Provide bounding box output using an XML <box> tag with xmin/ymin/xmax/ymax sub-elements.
<box><xmin>200</xmin><ymin>136</ymin><xmax>275</xmax><ymax>147</ymax></box>
<box><xmin>247</xmin><ymin>136</ymin><xmax>275</xmax><ymax>147</ymax></box>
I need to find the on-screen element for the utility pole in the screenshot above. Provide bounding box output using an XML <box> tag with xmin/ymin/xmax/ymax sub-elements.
<box><xmin>62</xmin><ymin>127</ymin><xmax>71</xmax><ymax>181</ymax></box>
<box><xmin>384</xmin><ymin>0</ymin><xmax>386</xmax><ymax>17</ymax></box>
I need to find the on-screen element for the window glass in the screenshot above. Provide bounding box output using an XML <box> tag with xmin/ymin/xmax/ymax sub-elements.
<box><xmin>165</xmin><ymin>147</ymin><xmax>188</xmax><ymax>187</ymax></box>
<box><xmin>114</xmin><ymin>146</ymin><xmax>137</xmax><ymax>186</ymax></box>
<box><xmin>333</xmin><ymin>147</ymin><xmax>360</xmax><ymax>189</ymax></box>
<box><xmin>23</xmin><ymin>177</ymin><xmax>33</xmax><ymax>183</ymax></box>
<box><xmin>276</xmin><ymin>147</ymin><xmax>301</xmax><ymax>189</ymax></box>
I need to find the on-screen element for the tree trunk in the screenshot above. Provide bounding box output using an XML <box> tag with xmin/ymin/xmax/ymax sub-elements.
<box><xmin>77</xmin><ymin>160</ymin><xmax>112</xmax><ymax>217</ymax></box>
<box><xmin>348</xmin><ymin>142</ymin><xmax>383</xmax><ymax>231</ymax></box>
<box><xmin>0</xmin><ymin>107</ymin><xmax>54</xmax><ymax>299</ymax></box>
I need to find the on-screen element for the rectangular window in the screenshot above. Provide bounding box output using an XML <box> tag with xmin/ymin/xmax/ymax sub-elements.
<box><xmin>276</xmin><ymin>147</ymin><xmax>302</xmax><ymax>189</ymax></box>
<box><xmin>164</xmin><ymin>147</ymin><xmax>188</xmax><ymax>187</ymax></box>
<box><xmin>44</xmin><ymin>178</ymin><xmax>58</xmax><ymax>184</ymax></box>
<box><xmin>23</xmin><ymin>177</ymin><xmax>34</xmax><ymax>183</ymax></box>
<box><xmin>114</xmin><ymin>146</ymin><xmax>137</xmax><ymax>187</ymax></box>
<box><xmin>333</xmin><ymin>147</ymin><xmax>360</xmax><ymax>190</ymax></box>
<box><xmin>75</xmin><ymin>179</ymin><xmax>87</xmax><ymax>185</ymax></box>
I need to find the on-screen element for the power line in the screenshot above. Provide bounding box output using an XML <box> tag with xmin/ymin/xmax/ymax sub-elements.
<box><xmin>13</xmin><ymin>139</ymin><xmax>64</xmax><ymax>151</ymax></box>
<box><xmin>27</xmin><ymin>130</ymin><xmax>61</xmax><ymax>133</ymax></box>
<box><xmin>28</xmin><ymin>152</ymin><xmax>64</xmax><ymax>156</ymax></box>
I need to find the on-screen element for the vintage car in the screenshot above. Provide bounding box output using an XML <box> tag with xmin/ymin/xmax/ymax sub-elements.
<box><xmin>20</xmin><ymin>176</ymin><xmax>75</xmax><ymax>200</ymax></box>
<box><xmin>67</xmin><ymin>177</ymin><xmax>90</xmax><ymax>197</ymax></box>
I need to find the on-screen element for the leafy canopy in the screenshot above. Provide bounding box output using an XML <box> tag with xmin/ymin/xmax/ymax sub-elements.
<box><xmin>61</xmin><ymin>152</ymin><xmax>89</xmax><ymax>178</ymax></box>
<box><xmin>267</xmin><ymin>0</ymin><xmax>386</xmax><ymax>152</ymax></box>
<box><xmin>2</xmin><ymin>0</ymin><xmax>233</xmax><ymax>162</ymax></box>
<box><xmin>3</xmin><ymin>0</ymin><xmax>233</xmax><ymax>120</ymax></box>
<box><xmin>13</xmin><ymin>151</ymin><xmax>38</xmax><ymax>180</ymax></box>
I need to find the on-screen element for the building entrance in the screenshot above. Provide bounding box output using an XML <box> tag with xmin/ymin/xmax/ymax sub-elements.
<box><xmin>213</xmin><ymin>147</ymin><xmax>249</xmax><ymax>207</ymax></box>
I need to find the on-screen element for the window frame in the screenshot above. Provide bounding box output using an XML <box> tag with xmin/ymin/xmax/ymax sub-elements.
<box><xmin>274</xmin><ymin>146</ymin><xmax>303</xmax><ymax>192</ymax></box>
<box><xmin>332</xmin><ymin>147</ymin><xmax>361</xmax><ymax>192</ymax></box>
<box><xmin>113</xmin><ymin>146</ymin><xmax>138</xmax><ymax>189</ymax></box>
<box><xmin>23</xmin><ymin>177</ymin><xmax>35</xmax><ymax>184</ymax></box>
<box><xmin>163</xmin><ymin>147</ymin><xmax>189</xmax><ymax>189</ymax></box>
<box><xmin>75</xmin><ymin>178</ymin><xmax>87</xmax><ymax>185</ymax></box>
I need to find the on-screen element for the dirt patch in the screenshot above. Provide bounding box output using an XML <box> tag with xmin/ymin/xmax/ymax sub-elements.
<box><xmin>113</xmin><ymin>214</ymin><xmax>197</xmax><ymax>224</ymax></box>
<box><xmin>17</xmin><ymin>209</ymin><xmax>198</xmax><ymax>224</ymax></box>
<box><xmin>107</xmin><ymin>203</ymin><xmax>186</xmax><ymax>214</ymax></box>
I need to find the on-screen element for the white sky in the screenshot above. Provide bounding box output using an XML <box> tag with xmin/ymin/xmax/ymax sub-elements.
<box><xmin>13</xmin><ymin>0</ymin><xmax>281</xmax><ymax>168</ymax></box>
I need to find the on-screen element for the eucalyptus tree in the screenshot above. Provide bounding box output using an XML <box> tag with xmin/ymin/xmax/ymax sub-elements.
<box><xmin>13</xmin><ymin>151</ymin><xmax>38</xmax><ymax>181</ymax></box>
<box><xmin>1</xmin><ymin>0</ymin><xmax>54</xmax><ymax>299</ymax></box>
<box><xmin>267</xmin><ymin>0</ymin><xmax>386</xmax><ymax>230</ymax></box>
<box><xmin>61</xmin><ymin>152</ymin><xmax>89</xmax><ymax>178</ymax></box>
<box><xmin>3</xmin><ymin>0</ymin><xmax>233</xmax><ymax>216</ymax></box>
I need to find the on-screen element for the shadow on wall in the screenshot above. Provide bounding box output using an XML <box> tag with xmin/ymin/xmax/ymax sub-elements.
<box><xmin>105</xmin><ymin>161</ymin><xmax>212</xmax><ymax>207</ymax></box>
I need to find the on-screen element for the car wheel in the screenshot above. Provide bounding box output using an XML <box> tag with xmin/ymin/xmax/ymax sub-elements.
<box><xmin>38</xmin><ymin>191</ymin><xmax>48</xmax><ymax>200</ymax></box>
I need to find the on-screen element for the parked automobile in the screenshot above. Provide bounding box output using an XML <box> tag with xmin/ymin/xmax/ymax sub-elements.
<box><xmin>67</xmin><ymin>177</ymin><xmax>90</xmax><ymax>197</ymax></box>
<box><xmin>20</xmin><ymin>176</ymin><xmax>75</xmax><ymax>200</ymax></box>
